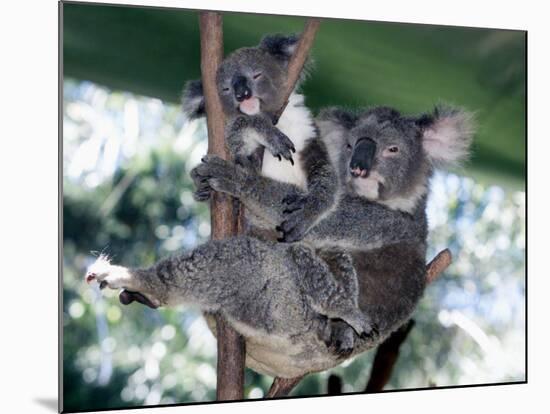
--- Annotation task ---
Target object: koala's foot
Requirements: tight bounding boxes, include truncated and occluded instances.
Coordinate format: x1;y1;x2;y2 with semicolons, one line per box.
313;314;332;346
339;309;378;340
326;323;355;358
276;193;315;242
265;127;296;165
84;255;161;309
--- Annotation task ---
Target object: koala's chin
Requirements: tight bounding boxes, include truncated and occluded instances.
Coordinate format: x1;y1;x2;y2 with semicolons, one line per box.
351;175;382;200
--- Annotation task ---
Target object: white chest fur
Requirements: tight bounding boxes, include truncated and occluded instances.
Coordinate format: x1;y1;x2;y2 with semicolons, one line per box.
260;93;316;190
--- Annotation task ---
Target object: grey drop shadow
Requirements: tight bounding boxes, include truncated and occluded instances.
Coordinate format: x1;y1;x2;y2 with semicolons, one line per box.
34;398;58;412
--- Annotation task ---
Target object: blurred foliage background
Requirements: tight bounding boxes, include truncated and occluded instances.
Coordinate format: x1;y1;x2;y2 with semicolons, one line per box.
62;2;525;412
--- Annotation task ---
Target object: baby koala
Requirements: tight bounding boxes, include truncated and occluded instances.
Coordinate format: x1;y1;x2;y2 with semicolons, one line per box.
183;33;338;242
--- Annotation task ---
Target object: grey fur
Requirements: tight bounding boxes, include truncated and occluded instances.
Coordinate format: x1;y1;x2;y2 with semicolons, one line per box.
185;33;338;242
87;104;474;377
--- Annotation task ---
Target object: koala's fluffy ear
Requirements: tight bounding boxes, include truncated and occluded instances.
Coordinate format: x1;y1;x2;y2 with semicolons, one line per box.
181;79;206;120
417;106;475;168
317;107;358;146
259;34;300;61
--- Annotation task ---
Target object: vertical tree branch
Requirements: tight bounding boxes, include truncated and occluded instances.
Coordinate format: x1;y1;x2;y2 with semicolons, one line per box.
199;11;245;401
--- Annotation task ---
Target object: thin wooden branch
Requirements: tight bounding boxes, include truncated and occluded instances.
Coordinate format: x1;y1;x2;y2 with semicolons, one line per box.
199;11;245;401
426;248;452;284
267;376;305;398
363;248;453;392
271;18;321;125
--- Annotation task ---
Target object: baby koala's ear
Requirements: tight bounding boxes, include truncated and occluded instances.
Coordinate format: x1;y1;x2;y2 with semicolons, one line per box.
416;105;475;168
181;79;205;120
259;33;300;61
317;107;358;145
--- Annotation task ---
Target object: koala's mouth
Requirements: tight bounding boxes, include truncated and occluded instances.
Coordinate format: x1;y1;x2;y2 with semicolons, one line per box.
350;171;385;200
238;96;261;116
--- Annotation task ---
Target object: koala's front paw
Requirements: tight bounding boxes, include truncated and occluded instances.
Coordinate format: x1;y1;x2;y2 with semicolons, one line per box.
191;155;242;198
276;194;314;242
265;128;296;164
190;166;214;201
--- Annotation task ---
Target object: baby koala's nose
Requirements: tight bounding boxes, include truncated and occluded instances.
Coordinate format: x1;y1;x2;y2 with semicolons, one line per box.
232;75;252;102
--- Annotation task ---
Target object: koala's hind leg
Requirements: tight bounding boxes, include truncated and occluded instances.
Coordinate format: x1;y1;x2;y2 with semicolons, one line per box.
319;250;360;305
86;238;269;313
289;245;375;339
85;237;306;336
317;250;372;356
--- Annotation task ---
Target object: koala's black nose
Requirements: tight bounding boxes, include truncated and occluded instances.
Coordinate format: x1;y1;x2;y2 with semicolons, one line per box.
350;138;376;177
232;75;252;102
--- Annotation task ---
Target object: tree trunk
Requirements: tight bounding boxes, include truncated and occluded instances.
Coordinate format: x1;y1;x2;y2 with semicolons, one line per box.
198;11;246;401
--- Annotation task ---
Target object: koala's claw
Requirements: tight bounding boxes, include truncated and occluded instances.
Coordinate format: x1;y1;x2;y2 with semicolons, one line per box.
265;129;296;164
193;188;212;202
333;342;354;358
359;323;379;340
341;311;377;341
324;323;356;358
277;194;314;242
327;336;354;358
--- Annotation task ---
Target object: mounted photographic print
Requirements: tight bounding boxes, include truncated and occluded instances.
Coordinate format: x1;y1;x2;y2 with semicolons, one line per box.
60;1;526;412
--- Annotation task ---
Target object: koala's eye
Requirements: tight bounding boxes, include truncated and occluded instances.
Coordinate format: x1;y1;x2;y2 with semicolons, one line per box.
346;143;352;150
383;145;399;157
253;72;262;80
222;87;230;92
